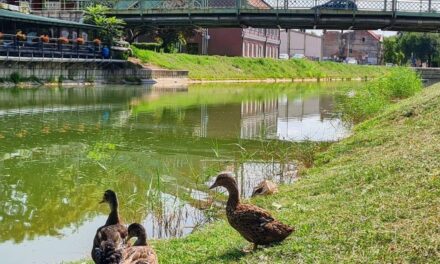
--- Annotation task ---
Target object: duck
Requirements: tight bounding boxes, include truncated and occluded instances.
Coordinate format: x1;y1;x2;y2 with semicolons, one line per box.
209;172;294;251
122;223;158;264
251;179;279;197
92;190;128;264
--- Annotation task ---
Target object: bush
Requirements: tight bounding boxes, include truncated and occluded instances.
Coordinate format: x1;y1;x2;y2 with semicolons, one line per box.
131;42;161;51
27;75;42;83
338;67;422;122
10;72;21;84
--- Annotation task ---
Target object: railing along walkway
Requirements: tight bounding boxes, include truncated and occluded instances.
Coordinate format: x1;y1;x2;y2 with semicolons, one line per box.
0;34;103;60
108;0;440;30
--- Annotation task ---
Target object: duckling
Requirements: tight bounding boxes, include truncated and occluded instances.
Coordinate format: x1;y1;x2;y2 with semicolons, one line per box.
209;172;294;251
251;180;279;197
122;223;158;264
92;190;128;264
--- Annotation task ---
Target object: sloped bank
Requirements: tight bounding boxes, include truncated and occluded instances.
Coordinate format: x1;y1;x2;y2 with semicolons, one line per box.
132;48;391;82
149;70;440;263
71;70;439;263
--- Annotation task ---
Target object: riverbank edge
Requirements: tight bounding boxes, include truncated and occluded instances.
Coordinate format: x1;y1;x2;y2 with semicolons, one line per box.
148;82;439;263
132;48;392;82
188;76;372;84
70;81;439;263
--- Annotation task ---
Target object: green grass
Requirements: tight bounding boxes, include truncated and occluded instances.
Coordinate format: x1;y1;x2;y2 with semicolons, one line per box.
147;82;439;264
71;76;439;263
132;48;392;80
337;67;423;122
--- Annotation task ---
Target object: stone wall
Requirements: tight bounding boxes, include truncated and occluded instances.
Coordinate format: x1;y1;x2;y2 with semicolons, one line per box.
0;58;188;84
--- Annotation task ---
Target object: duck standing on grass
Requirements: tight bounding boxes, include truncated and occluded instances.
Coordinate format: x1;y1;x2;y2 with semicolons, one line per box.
122;223;158;264
92;190;128;264
209;172;294;251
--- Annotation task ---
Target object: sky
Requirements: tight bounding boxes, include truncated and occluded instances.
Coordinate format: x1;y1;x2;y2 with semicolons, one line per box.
307;29;397;37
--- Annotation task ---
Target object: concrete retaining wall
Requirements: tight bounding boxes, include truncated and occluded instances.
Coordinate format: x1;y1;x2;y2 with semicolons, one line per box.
0;57;188;84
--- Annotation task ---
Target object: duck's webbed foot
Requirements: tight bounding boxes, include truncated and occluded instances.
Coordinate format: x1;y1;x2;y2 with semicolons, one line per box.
241;243;258;253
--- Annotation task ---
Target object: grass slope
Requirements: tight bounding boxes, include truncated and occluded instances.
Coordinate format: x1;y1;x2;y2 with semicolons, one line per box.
148;84;440;263
132;48;391;80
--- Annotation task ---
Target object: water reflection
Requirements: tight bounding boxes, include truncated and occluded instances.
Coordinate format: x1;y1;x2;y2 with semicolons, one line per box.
0;82;358;263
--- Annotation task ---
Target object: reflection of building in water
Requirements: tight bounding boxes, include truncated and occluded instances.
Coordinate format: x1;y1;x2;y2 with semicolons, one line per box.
240;99;278;140
187;94;348;142
276;94;349;141
237;95;348;142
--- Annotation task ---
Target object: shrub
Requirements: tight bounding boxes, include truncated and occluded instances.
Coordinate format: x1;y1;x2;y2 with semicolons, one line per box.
337;67;422;122
27;75;42;83
10;72;21;84
131;42;161;51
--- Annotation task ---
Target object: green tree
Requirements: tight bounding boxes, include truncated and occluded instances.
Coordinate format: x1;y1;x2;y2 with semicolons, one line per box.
383;36;405;65
84;5;126;45
397;32;439;66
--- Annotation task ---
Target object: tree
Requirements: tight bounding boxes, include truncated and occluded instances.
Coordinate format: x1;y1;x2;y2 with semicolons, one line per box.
84;5;126;45
383;36;405;65
397;32;439;66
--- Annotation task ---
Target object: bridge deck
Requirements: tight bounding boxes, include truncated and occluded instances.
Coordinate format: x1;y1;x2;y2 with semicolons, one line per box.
108;0;440;31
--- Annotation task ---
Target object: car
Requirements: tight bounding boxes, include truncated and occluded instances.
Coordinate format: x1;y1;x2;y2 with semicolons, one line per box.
279;53;289;60
291;53;306;59
312;0;357;10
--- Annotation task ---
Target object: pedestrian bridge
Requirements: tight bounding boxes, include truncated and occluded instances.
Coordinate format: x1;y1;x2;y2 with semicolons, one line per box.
108;0;440;31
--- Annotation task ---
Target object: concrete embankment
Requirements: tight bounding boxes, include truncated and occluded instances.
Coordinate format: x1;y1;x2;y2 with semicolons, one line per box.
0;57;188;86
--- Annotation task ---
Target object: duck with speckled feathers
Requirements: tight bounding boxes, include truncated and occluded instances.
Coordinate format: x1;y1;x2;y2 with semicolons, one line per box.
92;190;128;264
209;172;294;251
122;223;158;264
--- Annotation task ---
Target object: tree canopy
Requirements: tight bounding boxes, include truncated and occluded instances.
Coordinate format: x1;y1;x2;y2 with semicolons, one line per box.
384;32;440;66
84;4;126;45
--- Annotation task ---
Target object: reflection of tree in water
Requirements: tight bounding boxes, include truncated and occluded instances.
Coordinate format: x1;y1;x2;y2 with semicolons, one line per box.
0;151;104;243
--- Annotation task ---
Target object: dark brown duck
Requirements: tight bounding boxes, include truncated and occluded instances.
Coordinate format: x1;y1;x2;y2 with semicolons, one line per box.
92;190;128;264
210;172;294;250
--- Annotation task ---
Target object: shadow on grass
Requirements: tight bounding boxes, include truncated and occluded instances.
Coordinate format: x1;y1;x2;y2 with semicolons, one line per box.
196;247;246;264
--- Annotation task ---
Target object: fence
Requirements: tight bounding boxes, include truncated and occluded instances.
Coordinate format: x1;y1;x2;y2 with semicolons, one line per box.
109;0;440;13
0;34;104;59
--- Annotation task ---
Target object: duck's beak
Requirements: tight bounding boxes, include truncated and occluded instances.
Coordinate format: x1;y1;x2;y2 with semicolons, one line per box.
209;182;218;190
99;199;105;204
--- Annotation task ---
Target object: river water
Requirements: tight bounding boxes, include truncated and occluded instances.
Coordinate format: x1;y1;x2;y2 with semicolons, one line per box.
0;82;358;263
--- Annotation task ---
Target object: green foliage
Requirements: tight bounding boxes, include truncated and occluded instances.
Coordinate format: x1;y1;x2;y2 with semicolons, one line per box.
384;32;440;66
10;72;21;84
27;75;42;84
132;48;391;80
150;83;439;263
83;4;126;45
131;42;161;51
338;68;422;122
58;75;65;83
47;76;56;83
383;36;405;65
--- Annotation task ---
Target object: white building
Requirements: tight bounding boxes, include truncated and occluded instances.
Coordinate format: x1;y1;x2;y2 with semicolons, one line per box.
279;30;323;60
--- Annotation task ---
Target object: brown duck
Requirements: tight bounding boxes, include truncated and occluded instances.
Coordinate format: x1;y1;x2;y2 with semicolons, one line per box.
209;172;294;250
92;190;128;264
122;223;158;264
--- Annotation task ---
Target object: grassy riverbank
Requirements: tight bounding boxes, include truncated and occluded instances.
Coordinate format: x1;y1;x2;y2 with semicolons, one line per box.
148;72;439;263
71;71;438;263
132;48;391;80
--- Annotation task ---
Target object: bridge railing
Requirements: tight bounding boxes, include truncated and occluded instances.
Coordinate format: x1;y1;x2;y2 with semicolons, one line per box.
111;0;440;13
